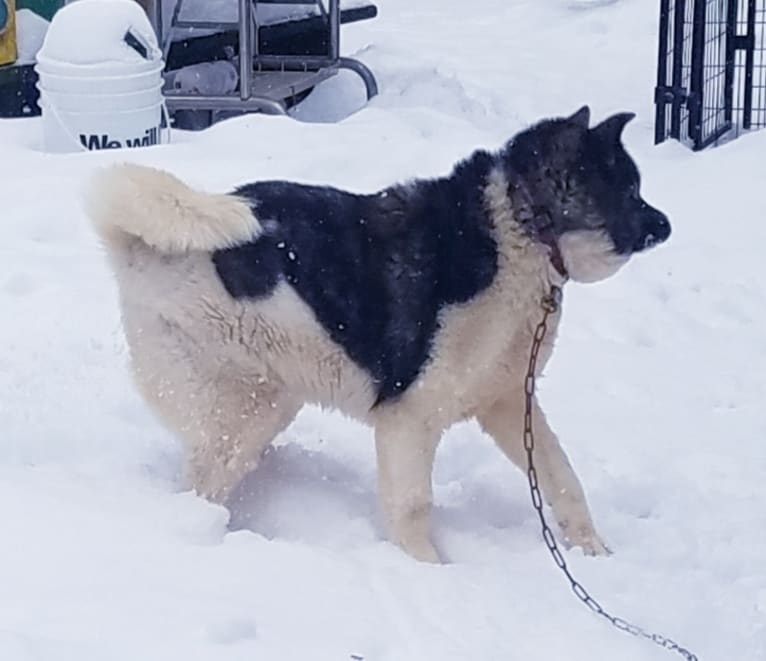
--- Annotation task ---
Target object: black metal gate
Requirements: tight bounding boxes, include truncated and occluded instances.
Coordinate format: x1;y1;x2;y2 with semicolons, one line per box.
655;0;766;149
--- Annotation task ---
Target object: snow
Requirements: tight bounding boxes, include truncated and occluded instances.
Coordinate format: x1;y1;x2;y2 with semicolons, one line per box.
1;1;765;660
38;0;161;66
14;10;50;66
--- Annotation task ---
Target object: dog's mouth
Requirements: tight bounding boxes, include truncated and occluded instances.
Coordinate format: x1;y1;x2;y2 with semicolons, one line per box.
631;209;672;254
640;232;664;251
606;210;671;256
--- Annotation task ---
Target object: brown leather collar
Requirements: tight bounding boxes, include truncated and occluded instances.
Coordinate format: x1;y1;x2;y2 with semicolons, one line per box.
506;178;569;281
537;225;569;280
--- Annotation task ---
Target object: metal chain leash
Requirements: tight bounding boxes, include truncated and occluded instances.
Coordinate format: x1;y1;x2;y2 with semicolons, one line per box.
523;285;699;661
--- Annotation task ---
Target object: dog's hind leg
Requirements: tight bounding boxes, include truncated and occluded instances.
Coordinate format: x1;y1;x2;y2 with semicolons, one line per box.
477;392;610;556
182;377;300;505
134;351;298;505
374;415;442;563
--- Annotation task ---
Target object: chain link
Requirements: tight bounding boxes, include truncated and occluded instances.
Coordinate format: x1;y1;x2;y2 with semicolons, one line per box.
523;285;699;661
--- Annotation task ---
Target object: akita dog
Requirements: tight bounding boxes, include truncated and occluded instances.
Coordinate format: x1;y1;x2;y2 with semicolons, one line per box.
86;106;670;562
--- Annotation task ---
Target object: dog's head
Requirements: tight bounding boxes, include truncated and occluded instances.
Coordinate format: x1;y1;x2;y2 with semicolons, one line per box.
503;106;671;283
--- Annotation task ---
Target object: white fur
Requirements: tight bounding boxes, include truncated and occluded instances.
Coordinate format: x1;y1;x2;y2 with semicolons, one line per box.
86;164;261;253
86;165;609;562
559;229;630;283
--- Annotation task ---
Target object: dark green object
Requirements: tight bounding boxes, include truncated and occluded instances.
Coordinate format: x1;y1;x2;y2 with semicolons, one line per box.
1;1;9;34
17;0;64;21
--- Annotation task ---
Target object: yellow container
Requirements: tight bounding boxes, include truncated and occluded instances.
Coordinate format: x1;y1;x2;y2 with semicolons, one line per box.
0;0;17;66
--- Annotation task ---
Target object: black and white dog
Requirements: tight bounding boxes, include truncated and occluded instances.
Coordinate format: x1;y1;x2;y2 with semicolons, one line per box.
86;106;670;562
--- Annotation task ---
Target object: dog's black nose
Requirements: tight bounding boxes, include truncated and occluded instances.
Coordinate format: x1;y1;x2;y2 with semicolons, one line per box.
635;209;671;251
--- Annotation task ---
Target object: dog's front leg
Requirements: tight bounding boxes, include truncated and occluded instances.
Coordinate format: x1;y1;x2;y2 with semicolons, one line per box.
374;415;442;563
478;392;610;556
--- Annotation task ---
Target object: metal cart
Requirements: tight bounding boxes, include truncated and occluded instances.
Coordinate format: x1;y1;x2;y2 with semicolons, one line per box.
146;0;378;117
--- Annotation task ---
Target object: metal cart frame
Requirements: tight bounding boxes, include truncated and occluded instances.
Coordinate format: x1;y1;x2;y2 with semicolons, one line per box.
146;0;377;116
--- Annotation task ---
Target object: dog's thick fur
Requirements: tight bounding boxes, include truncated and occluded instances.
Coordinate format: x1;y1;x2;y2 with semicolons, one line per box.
86;106;670;562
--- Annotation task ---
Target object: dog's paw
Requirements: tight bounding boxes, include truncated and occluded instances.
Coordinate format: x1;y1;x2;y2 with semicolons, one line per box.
561;523;612;557
396;537;443;564
408;542;443;564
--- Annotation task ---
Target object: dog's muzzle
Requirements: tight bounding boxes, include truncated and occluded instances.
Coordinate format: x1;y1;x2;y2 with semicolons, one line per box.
634;207;671;252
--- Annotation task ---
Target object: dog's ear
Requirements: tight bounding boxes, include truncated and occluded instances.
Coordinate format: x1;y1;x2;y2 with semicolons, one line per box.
591;112;635;143
568;105;591;128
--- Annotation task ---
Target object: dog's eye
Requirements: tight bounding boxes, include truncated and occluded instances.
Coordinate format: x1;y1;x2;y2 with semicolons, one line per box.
626;183;640;200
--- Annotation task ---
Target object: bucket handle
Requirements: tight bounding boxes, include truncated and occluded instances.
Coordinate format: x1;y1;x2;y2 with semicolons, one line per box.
43;97;172;152
124;28;163;62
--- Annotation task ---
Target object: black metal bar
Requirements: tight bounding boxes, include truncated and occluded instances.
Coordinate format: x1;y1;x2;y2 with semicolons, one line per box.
338;4;377;24
670;0;688;139
732;34;756;49
693;119;733;148
706;0;733;146
688;0;707;148
655;0;672;144
724;0;738;124
757;2;766;128
742;0;757;128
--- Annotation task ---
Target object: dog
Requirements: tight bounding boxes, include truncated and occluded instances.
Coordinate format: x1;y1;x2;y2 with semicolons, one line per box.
85;106;670;562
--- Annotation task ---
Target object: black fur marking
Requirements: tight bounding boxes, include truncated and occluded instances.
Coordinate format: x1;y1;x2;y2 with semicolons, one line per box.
212;236;282;298
212;150;498;404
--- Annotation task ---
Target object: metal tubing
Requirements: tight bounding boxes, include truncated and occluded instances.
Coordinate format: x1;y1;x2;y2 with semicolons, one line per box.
165;94;287;114
143;0;164;43
239;0;252;100
162;0;186;63
339;57;378;99
329;0;340;59
253;55;338;69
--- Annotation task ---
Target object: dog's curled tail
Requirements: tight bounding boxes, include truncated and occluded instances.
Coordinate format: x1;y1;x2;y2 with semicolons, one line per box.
85;164;261;253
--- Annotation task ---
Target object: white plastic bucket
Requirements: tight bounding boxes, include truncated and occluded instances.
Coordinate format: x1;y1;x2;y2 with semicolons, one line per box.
36;52;163;77
38;82;164;112
37;68;165;95
35;0;169;154
36;63;168;153
39;96;166;153
37;59;164;94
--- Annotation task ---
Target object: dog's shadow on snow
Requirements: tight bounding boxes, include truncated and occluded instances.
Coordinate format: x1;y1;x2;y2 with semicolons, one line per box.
227;443;382;549
225;429;532;556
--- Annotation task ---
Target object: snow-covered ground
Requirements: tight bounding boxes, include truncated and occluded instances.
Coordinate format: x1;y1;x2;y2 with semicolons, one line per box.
1;1;765;659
